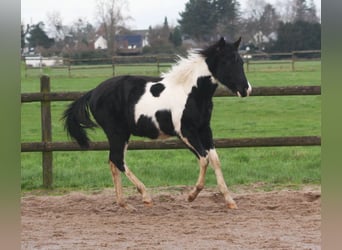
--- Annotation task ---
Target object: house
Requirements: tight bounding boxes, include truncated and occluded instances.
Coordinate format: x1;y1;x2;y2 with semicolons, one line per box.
250;31;278;48
94;35;108;50
116;34;144;55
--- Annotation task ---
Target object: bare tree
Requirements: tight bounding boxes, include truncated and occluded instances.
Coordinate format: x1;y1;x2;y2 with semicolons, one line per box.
276;0;319;23
95;0;129;55
244;0;267;20
46;11;64;41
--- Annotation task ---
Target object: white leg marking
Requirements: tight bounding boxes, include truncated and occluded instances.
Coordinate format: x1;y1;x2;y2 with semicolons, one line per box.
124;165;153;206
208;149;237;209
188;156;209;202
109;161;128;208
247;81;252;96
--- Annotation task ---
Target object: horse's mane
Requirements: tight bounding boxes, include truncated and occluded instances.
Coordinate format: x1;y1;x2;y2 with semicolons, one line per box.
161;50;211;86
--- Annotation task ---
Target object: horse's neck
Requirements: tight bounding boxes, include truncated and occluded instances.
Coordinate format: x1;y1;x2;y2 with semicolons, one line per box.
162;53;212;89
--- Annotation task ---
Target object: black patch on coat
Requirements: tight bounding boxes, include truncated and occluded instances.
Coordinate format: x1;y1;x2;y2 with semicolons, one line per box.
180;76;218;158
76;75;162;171
135;115;160;139
150;83;165;97
155;110;176;136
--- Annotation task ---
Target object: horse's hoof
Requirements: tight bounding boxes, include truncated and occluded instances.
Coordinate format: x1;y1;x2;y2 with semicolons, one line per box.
227;202;238;209
188;194;196;202
119;203;137;212
143;201;153;207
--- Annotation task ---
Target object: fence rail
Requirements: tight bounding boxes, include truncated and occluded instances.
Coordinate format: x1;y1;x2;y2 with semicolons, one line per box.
22;136;321;153
23;50;321;78
21;76;321;188
21;85;321;103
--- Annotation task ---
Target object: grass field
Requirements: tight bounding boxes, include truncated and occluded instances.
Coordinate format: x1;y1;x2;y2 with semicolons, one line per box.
21;60;321;192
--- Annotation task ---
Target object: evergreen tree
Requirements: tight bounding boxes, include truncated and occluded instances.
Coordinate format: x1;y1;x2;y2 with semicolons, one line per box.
27;22;54;49
178;0;240;41
212;0;240;39
259;4;280;35
178;0;216;41
271;21;321;51
170;27;182;47
21;24;29;53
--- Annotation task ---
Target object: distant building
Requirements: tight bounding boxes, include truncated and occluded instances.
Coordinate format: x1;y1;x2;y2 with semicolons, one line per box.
116;34;143;55
94;35;108;50
93;30;149;55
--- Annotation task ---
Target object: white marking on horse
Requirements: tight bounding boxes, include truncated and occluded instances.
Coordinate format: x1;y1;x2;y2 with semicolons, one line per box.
134;53;212;134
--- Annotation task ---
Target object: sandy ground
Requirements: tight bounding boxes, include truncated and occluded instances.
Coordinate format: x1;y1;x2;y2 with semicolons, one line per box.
21;185;321;249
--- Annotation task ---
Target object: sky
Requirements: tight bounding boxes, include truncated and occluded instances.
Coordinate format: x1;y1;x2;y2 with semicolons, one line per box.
21;0;321;30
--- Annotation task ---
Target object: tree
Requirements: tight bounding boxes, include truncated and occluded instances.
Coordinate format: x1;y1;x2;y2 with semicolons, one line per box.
271;21;321;52
243;0;267;21
259;4;280;35
277;0;320;23
21;23;29;53
95;0;129;55
178;0;216;41
147;19;174;54
46;11;64;41
304;0;320;23
212;0;240;39
169;27;182;47
26;22;54;50
178;0;240;42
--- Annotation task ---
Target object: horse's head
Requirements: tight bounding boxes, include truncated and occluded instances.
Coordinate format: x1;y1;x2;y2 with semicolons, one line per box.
201;37;252;97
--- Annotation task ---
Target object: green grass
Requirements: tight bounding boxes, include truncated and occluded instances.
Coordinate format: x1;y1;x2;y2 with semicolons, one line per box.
21;61;321;192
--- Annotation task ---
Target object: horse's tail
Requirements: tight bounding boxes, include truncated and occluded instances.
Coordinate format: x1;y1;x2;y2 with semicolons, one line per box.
62;91;97;148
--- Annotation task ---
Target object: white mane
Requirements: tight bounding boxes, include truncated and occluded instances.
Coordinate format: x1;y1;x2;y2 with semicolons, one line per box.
161;51;212;86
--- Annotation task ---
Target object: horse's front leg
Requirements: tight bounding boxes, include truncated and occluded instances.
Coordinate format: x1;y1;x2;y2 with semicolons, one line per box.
208;149;237;209
188;155;209;202
179;133;209;202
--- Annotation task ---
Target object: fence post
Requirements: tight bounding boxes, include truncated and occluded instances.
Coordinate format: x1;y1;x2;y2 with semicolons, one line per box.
246;58;250;72
291;52;295;71
40;75;53;188
156;56;160;74
24;58;28;78
68;58;71;78
112;56;115;76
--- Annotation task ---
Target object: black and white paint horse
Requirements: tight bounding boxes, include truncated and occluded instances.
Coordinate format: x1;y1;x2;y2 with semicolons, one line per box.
63;37;251;210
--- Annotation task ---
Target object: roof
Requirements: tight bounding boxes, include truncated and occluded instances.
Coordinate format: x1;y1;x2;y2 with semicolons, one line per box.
116;35;143;47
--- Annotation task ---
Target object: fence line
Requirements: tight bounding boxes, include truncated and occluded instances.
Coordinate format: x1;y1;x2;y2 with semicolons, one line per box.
21;85;321;103
21;76;321;188
23;50;321;78
22;136;321;153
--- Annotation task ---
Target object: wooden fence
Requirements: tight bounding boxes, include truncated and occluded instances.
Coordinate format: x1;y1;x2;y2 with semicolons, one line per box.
21;76;321;188
23;55;177;78
23;50;321;78
244;50;321;72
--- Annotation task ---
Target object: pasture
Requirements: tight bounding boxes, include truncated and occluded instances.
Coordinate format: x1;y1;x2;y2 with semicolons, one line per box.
21;60;321;249
21;61;321;192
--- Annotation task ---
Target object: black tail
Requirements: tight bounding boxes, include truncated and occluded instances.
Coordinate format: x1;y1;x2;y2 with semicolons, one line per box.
62;91;97;148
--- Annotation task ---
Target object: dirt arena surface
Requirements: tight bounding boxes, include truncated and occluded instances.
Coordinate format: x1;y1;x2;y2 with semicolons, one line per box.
21;185;321;249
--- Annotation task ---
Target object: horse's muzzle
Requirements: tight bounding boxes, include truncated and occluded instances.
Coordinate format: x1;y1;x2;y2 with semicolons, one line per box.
237;82;252;98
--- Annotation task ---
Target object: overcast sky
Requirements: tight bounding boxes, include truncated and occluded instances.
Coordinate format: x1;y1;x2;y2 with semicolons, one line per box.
21;0;321;30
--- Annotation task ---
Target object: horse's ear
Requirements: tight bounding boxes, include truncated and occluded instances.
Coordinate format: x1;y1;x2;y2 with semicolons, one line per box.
218;37;226;49
234;37;242;49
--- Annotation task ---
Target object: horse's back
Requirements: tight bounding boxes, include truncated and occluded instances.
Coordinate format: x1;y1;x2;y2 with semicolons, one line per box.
89;75;161;108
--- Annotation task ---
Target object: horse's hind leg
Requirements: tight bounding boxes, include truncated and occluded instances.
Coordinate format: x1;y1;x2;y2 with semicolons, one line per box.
124;165;153;207
109;161;130;209
108;140;152;209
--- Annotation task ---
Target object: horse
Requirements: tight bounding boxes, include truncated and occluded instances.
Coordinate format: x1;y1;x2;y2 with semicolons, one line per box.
63;37;252;210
